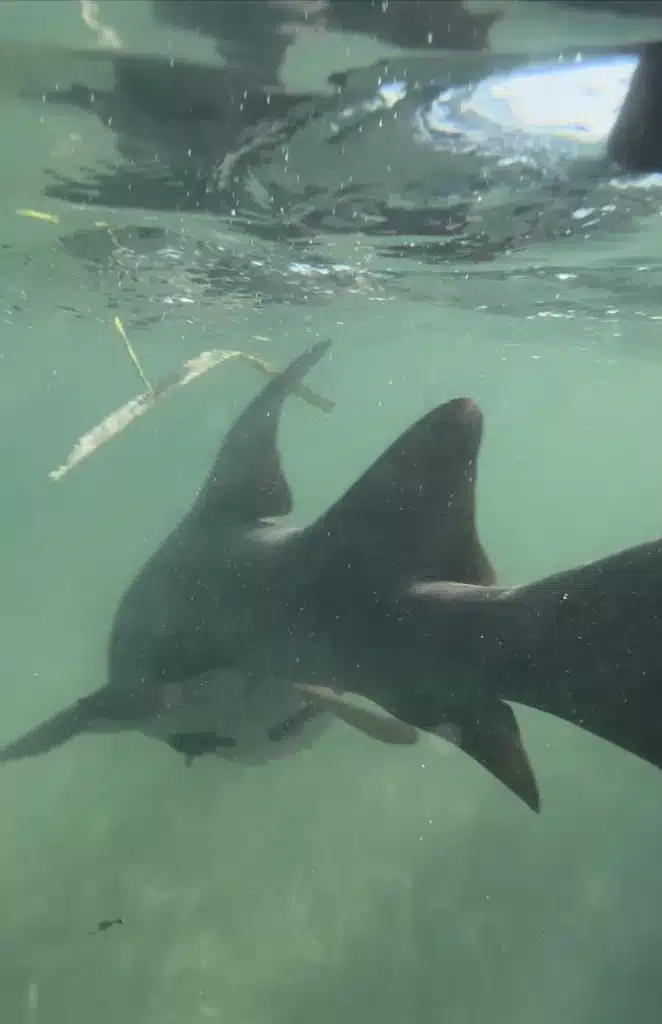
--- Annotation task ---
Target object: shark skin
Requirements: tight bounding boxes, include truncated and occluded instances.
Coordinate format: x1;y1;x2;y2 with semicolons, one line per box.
0;343;340;769
0;340;504;787
8;340;660;815
289;428;662;815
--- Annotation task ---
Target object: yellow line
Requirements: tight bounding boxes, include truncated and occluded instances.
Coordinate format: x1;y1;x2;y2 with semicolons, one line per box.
113;317;152;391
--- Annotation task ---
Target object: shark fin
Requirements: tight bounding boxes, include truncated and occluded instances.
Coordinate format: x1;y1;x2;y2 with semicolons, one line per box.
294;684;420;745
436;701;541;813
0;695;97;764
295;686;539;809
0;683;155;765
309;396;495;586
194;340;331;524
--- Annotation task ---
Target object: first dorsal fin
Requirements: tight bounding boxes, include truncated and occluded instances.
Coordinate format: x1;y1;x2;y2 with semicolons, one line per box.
194;341;331;524
310;396;495;585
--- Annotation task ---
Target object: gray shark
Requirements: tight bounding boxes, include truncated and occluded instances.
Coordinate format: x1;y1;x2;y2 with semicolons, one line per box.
0;340;499;777
3;341;660;814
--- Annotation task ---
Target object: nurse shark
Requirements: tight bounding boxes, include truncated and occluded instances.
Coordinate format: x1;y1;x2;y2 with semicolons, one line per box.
3;341;662;814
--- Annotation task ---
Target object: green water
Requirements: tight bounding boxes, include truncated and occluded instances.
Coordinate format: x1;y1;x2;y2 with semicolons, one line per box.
2;4;662;1021
3;297;662;1023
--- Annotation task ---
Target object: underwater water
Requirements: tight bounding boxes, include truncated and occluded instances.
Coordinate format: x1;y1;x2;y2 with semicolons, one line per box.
3;3;662;1023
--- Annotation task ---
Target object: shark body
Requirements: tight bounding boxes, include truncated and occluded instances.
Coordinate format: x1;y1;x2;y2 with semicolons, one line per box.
3;341;662;813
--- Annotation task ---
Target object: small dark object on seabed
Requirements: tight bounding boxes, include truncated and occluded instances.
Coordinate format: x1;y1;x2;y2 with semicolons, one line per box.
90;917;124;936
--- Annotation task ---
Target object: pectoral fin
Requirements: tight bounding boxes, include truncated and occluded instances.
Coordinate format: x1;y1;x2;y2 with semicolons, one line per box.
293;686;539;811
294;684;420;746
436;701;540;813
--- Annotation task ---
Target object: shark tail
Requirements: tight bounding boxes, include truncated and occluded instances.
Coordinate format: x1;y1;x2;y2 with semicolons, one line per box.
0;696;96;764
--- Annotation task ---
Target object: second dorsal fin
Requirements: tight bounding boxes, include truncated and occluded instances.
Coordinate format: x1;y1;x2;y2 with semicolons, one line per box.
194;341;331;524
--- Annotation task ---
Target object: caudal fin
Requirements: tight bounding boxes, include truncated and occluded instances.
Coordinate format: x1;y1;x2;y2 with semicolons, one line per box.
0;697;95;764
